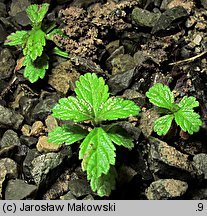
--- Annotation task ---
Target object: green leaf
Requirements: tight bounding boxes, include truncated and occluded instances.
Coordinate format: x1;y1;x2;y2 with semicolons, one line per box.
26;3;49;25
90;166;117;197
23;54;49;83
105;125;134;150
178;96;199;110
23;28;46;61
75;73;109;118
79;127;116;180
97;97;140;121
146;83;175;111
4;30;28;46
52;97;94;122
174;109;202;135
48;124;88;145
154;114;174;136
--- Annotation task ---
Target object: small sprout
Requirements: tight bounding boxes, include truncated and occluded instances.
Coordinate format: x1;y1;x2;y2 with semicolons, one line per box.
48;73;140;196
4;3;69;83
146;83;202;136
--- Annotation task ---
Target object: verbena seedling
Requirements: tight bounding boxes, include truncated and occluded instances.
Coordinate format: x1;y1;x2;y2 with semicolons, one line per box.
146;83;202;136
4;3;69;83
48;73;140;196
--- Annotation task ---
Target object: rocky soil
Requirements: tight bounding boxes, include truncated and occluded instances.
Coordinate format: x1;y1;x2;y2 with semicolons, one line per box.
0;0;207;200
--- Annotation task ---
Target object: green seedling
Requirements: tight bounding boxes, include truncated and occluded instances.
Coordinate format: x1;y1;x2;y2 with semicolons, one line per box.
146;83;202;136
4;3;69;83
48;73;140;196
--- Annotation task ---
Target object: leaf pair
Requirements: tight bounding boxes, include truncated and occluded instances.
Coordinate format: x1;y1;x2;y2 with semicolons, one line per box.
48;73;140;196
146;83;202;136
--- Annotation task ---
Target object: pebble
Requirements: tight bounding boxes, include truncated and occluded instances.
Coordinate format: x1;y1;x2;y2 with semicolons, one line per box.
36;136;62;153
145;179;188;200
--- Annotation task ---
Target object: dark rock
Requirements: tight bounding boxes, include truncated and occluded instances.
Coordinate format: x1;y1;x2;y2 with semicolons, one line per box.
71;56;104;75
31;94;59;122
134;141;153;181
118;121;141;141
111;54;136;75
83;194;94;200
60;191;77;200
9;0;30;17
0;130;21;157
151;6;188;34
0;48;16;80
122;89;146;107
0;105;24;130
117;164;137;186
147;137;195;180
132;7;160;27
145;179;188;200
68;179;92;198
20;135;37;148
23;148;72;190
5;179;37;200
190;188;207;200
107;68;135;95
19;96;39;124
0;158;18;199
193;153;207;179
200;0;207;9
14;11;30;26
0;130;21;148
42;169;71;200
0;2;7;17
139;109;160;137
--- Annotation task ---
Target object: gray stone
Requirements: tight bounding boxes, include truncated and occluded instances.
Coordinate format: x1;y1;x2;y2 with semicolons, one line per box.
107;68;135;94
26;147;72;189
0;158;18;199
193;154;207;179
1;130;21;148
122;89;146;107
145;179;188;200
83;194;94;200
0;105;24;130
0;23;7;43
0;48;16;80
14;11;30;26
20;135;37;148
117;164;137;186
111;54;135;75
19;96;39;124
139;109;159;137
118;121;141;141
68;179;92;198
201;0;207;9
5;179;37;200
0;130;21;157
190;188;207;200
148;137;195;180
9;0;30;17
152;6;188;34
132;7;160;27
31;94;59;122
23;148;40;181
60;191;77;200
0;2;6;17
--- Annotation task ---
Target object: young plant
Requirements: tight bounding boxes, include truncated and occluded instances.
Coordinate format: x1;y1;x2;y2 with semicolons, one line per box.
146;83;202;136
48;73;140;196
4;3;68;83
